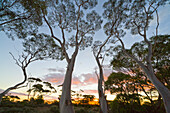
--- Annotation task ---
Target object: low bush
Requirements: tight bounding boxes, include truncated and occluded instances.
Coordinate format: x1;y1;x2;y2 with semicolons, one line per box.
50;105;59;113
0;106;36;113
75;108;87;113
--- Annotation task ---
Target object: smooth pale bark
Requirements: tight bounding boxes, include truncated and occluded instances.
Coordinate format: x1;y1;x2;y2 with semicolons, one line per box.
96;57;108;113
44;15;78;113
98;76;108;113
93;35;112;113
0;68;27;103
125;52;170;113
118;37;170;113
143;69;170;113
59;48;78;113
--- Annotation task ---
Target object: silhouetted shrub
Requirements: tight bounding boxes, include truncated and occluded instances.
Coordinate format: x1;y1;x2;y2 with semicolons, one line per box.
0;107;36;113
75;108;86;113
50;105;59;113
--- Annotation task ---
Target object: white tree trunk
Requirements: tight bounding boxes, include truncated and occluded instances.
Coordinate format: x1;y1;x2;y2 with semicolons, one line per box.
59;51;78;113
96;58;108;113
118;36;170;113
124;50;170;113
143;70;170;113
98;80;108;113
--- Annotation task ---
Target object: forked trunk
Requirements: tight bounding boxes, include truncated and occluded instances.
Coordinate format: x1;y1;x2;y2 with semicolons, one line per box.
59;53;77;113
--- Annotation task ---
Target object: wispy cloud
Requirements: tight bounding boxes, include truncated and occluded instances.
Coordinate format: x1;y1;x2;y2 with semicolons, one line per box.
43;65;112;87
43;73;64;85
47;67;65;73
48;68;57;72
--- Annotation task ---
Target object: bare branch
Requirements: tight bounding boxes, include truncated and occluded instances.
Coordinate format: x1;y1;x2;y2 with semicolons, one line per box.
61;28;66;46
133;20;144;36
43;15;70;62
97;35;111;58
95;70;99;80
43;15;62;45
75;0;88;45
9;52;21;67
96;17;118;58
16;82;29;89
75;6;81;45
0;15;31;26
151;6;159;53
116;35;148;73
0;0;19;11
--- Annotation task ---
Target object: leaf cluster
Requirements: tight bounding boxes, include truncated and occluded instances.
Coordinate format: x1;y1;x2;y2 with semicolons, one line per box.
23;33;64;61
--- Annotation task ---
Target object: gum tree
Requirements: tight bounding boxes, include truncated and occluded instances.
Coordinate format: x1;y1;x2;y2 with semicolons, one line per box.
10;0;102;112
92;41;108;113
109;45;156;104
103;0;170;112
0;35;57;103
92;39;114;113
0;52;30;103
1;0;102;112
43;1;102;112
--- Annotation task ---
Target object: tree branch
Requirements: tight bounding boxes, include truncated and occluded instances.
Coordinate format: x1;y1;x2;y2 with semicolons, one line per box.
116;35;148;73
43;15;70;62
43;15;62;44
133;20;144;37
151;6;159;53
0;15;31;26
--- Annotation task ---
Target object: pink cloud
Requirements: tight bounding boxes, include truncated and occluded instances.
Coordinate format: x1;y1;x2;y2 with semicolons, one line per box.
83;89;98;94
43;65;112;87
72;76;82;85
43;73;64;85
82;73;98;85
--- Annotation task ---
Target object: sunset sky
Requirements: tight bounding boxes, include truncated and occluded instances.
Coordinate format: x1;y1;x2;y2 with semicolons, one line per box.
0;2;170;101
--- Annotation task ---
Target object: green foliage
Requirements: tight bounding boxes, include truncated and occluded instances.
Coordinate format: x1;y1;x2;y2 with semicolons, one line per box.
110;99;119;113
116;93;142;104
105;72;133;94
107;35;170;107
0;0;43;39
109;96;166;113
2;95;20;103
23;33;64;61
103;0;168;37
2;0;103;56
